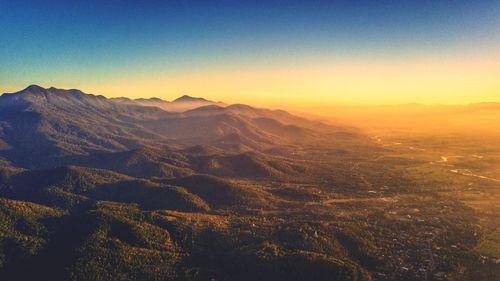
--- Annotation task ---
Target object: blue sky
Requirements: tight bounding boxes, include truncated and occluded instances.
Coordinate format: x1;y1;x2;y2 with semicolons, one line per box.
0;0;498;105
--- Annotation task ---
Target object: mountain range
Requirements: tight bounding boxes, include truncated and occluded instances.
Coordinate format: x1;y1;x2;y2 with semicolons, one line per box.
0;85;382;281
0;85;360;170
0;85;491;281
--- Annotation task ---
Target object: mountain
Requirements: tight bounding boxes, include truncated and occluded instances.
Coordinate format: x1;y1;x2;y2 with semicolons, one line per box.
183;103;330;129
0;85;356;169
173;94;211;103
0;85;487;281
0;84;375;279
112;94;226;112
0;85;174;168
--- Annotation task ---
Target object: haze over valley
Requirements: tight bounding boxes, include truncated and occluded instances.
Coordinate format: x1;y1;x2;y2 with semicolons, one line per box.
0;85;498;281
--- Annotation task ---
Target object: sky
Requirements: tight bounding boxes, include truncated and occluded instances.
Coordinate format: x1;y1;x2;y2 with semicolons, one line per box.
0;0;499;110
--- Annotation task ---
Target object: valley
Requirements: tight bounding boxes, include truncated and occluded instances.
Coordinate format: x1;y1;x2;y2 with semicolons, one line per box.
0;86;498;281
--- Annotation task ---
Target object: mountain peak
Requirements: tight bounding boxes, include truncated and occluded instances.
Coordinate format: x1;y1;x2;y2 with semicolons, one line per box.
173;95;208;103
23;84;46;92
19;85;79;95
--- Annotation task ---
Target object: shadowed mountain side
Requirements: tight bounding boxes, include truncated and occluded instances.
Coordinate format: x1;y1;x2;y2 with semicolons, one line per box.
0;85;174;168
65;148;194;178
88;180;209;211
4;166;130;192
188;152;305;179
1;165;209;212
141;113;289;146
160;175;270;209
0;85;361;169
140;113;327;150
60;148;305;180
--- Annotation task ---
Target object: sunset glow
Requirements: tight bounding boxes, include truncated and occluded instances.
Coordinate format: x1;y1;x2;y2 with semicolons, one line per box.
1;0;498;110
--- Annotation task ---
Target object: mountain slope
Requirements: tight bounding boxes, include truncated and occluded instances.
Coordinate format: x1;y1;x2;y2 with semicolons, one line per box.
0;85;484;281
0;85;347;168
2;165;209;211
0;85;173;168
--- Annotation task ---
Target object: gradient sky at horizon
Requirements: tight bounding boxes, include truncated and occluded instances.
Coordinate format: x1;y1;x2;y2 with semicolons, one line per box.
1;0;499;110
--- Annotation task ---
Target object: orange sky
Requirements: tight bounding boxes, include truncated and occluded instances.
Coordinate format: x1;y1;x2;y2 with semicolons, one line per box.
77;53;500;112
2;53;499;115
2;0;499;115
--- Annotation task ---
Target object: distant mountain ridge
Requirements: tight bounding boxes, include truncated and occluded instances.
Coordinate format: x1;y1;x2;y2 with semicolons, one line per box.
0;85;359;169
111;93;226;112
173;94;210;103
109;93;215;104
